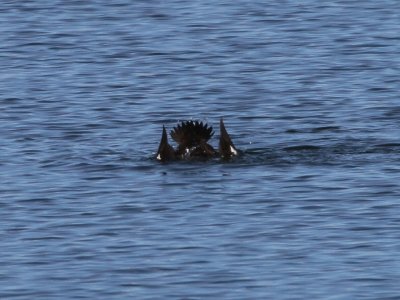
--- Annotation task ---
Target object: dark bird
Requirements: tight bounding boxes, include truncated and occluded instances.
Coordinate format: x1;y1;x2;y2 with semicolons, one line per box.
156;118;238;161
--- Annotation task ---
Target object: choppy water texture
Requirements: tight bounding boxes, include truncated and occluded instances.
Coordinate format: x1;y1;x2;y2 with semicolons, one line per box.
1;1;400;299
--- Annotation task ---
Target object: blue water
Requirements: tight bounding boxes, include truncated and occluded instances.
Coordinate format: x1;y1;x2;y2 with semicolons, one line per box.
1;1;400;299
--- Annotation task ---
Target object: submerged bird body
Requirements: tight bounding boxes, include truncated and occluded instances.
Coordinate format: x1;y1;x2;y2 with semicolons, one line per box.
156;118;238;161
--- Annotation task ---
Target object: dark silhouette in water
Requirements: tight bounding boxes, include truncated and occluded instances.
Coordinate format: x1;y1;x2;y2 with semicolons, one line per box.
156;118;238;161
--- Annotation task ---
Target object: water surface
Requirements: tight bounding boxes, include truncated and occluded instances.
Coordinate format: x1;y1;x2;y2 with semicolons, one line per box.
1;1;400;299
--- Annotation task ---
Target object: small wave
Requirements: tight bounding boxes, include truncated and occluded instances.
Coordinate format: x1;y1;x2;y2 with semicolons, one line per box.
284;145;321;151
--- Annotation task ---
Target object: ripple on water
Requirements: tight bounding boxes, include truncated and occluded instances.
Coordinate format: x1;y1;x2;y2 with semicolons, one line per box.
1;0;400;299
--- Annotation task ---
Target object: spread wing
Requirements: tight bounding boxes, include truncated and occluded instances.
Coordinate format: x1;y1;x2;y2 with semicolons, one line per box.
156;125;176;161
219;118;238;158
